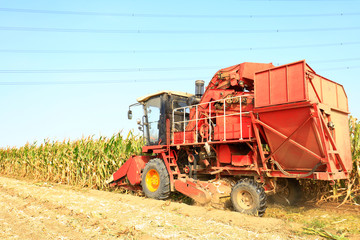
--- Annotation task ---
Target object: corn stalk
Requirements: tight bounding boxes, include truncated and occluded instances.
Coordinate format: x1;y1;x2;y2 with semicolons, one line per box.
0;131;143;190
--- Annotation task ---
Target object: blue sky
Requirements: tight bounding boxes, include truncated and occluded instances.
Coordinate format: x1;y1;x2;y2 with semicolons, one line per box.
0;0;359;148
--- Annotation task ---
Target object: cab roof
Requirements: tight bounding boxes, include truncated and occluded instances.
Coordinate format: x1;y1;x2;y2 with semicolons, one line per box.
136;90;194;103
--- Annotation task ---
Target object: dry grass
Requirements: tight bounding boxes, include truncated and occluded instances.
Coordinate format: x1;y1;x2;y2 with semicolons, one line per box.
266;203;360;239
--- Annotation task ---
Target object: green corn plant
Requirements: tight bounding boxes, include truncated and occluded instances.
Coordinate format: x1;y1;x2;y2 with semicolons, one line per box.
350;116;360;178
0;131;144;190
348;116;360;203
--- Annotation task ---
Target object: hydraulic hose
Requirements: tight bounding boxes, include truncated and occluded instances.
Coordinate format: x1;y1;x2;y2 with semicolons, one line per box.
271;160;324;178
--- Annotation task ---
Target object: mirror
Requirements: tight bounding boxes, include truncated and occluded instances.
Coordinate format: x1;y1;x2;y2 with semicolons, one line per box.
127;109;132;120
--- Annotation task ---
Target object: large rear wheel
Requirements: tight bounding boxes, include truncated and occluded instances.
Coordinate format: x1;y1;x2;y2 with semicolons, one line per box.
272;178;302;205
231;178;267;217
141;158;170;200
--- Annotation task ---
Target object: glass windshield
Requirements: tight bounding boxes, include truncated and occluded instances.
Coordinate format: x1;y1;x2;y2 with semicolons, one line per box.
146;97;161;145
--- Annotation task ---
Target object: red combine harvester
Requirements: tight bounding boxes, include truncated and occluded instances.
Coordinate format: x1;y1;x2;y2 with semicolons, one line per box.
107;60;351;216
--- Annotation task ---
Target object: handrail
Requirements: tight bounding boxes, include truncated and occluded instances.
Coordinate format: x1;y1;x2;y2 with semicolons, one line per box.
172;95;251;144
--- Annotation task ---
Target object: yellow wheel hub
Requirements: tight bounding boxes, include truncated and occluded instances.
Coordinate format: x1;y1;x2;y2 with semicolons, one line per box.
145;169;160;192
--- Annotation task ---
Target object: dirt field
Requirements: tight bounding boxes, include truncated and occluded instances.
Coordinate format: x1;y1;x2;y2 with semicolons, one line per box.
0;175;358;240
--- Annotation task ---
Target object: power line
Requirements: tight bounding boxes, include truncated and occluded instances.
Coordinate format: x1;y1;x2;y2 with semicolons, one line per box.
1;65;359;86
0;78;200;86
0;7;358;18
318;65;360;71
311;57;360;63
1;64;359;86
0;57;360;74
0;41;359;54
0;66;220;74
0;26;359;34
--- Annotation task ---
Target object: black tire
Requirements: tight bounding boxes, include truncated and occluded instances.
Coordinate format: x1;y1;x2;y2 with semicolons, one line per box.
141;158;170;200
231;178;267;217
272;178;302;205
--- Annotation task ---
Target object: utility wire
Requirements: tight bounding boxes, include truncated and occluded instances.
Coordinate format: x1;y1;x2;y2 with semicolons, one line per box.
0;78;199;86
310;57;360;63
1;65;359;86
0;7;358;18
0;41;359;54
0;66;220;74
0;57;360;74
319;65;360;71
0;26;359;34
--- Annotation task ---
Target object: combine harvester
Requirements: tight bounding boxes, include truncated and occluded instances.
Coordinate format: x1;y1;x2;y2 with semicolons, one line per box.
107;60;351;216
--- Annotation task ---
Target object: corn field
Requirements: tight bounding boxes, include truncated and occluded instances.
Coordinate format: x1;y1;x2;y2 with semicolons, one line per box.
0;131;143;190
0;118;359;203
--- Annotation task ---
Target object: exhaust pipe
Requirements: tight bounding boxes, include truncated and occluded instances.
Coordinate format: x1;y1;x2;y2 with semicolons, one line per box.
195;80;205;98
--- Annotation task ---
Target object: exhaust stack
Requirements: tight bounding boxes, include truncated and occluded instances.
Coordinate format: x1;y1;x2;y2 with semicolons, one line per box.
195;80;205;98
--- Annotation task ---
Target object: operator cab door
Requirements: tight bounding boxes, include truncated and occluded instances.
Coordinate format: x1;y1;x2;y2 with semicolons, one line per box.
145;96;162;145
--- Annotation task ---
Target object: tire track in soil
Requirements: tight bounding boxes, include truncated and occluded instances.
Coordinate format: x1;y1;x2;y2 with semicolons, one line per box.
0;176;306;239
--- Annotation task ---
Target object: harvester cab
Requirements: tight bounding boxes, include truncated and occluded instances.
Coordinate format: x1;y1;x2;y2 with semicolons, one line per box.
128;90;196;146
109;60;352;217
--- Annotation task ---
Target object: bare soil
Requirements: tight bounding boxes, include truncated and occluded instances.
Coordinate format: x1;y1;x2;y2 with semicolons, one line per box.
0;175;358;239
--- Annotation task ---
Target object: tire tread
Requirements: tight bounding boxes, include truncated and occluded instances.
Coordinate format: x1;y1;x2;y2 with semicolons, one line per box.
231;178;267;217
141;158;170;200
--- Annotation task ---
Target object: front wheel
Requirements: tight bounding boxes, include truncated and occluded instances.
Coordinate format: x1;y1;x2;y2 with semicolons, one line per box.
231;178;267;217
141;158;170;200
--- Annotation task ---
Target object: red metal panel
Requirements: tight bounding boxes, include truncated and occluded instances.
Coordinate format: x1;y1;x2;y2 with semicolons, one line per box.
305;67;348;113
330;110;352;171
254;70;270;107
112;157;131;182
322;78;338;108
287;62;306;102
174;179;211;204
254;59;348;111
258;105;323;170
255;60;307;108
218;145;232;163
214;116;253;140
112;155;151;185
308;73;323;103
232;154;252;166
173;131;195;144
127;156;150;185
218;144;253;166
336;85;348;111
256;99;352;177
270;66;287;105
